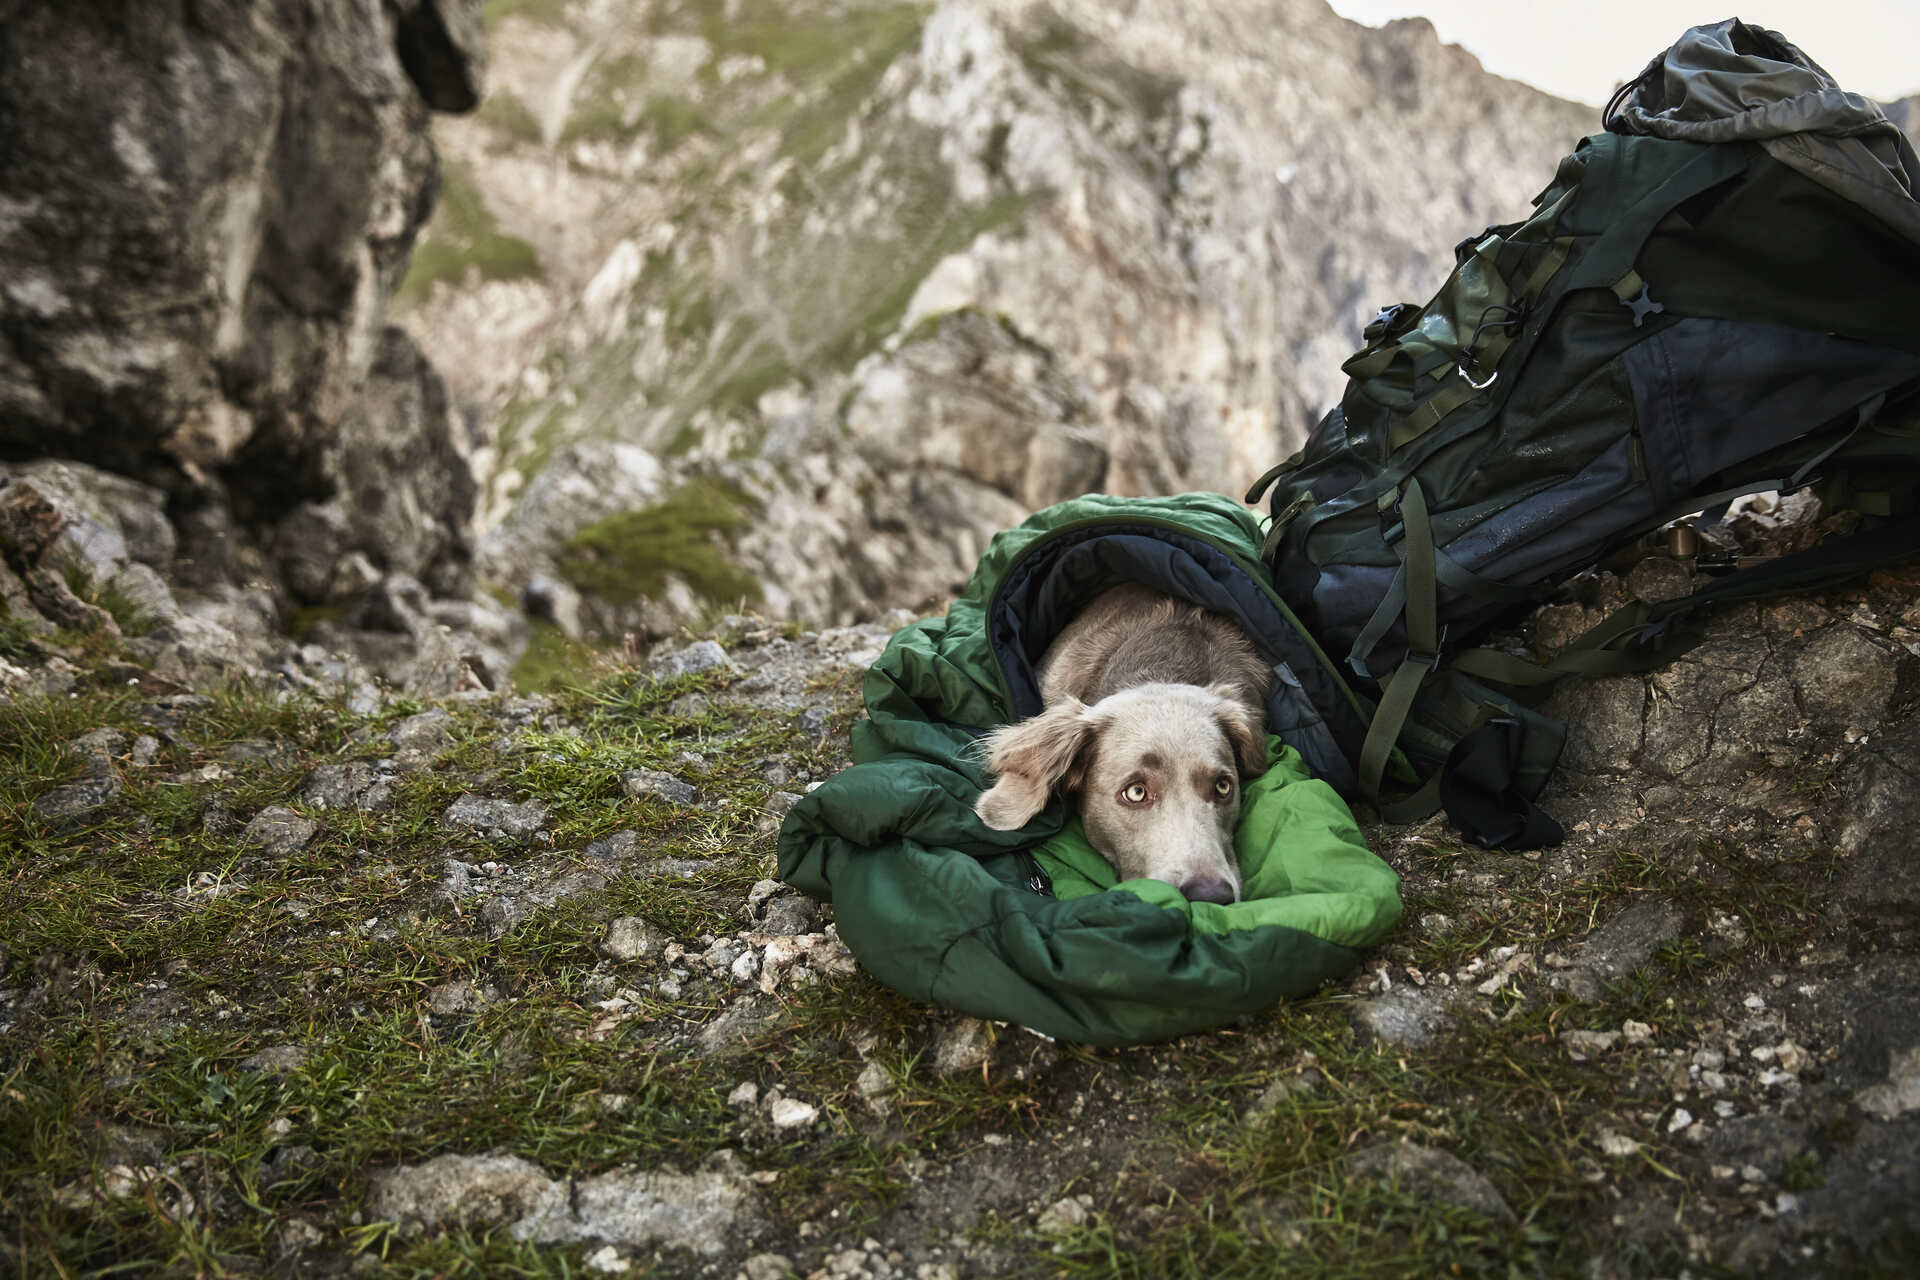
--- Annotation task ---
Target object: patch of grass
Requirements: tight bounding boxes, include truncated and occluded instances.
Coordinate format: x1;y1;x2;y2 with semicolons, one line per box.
704;1;926;86
396;160;543;307
555;478;762;609
0;610;40;661
59;557;157;638
760;7;928;167
567;91;715;151
510;621;604;695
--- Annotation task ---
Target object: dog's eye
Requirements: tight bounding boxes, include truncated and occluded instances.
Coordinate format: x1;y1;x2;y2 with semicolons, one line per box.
1212;776;1234;799
1120;782;1150;805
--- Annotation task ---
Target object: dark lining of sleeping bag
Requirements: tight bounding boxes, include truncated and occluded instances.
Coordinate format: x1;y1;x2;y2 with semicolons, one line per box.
777;493;1402;1045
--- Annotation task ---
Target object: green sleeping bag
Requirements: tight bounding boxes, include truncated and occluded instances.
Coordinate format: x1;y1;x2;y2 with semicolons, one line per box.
776;493;1403;1045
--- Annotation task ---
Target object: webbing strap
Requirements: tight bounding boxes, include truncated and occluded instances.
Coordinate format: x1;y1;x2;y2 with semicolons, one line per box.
1401;480;1439;658
1378;768;1445;824
1245;458;1294;506
1433;546;1535;604
1347;565;1406;680
1359;654;1433;804
1357;480;1438;802
1449;644;1645;688
1390;379;1482;451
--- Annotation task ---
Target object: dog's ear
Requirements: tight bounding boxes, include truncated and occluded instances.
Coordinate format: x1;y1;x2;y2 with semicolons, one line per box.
1208;685;1267;777
974;698;1095;831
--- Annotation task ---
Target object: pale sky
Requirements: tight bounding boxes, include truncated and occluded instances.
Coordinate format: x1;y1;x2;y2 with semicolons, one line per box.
1326;2;1920;107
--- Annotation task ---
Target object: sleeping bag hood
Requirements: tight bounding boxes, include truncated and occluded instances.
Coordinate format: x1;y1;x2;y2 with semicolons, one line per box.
776;493;1404;1045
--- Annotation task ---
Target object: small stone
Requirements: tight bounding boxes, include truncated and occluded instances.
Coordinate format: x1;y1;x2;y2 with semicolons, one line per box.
443;794;548;842
71;728;129;769
1342;1141;1515;1221
129;734;161;766
1244;1071;1322;1124
764;790;803;818
583;1243;627;1274
730;951;761;983
855;1061;892;1113
1350;988;1450;1047
600;917;668;963
1621;1019;1654;1045
239;1044;309;1075
760;896;820;937
621;769;698;807
300;761;394;812
241;806;320;857
387;708;455;755
727;1082;761;1109
746;880;784;913
1547;900;1685;1002
649;640;734;679
1036;1196;1090;1233
428;978;492;1015
932;1018;993;1078
30;775;123;826
1560;1029;1621;1059
481;895;526;937
1668;1108;1695;1134
1595;1129;1640;1158
742;1255;794;1280
768;1097;817;1129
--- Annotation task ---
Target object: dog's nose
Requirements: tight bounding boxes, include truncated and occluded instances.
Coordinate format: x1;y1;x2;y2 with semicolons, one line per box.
1181;876;1236;905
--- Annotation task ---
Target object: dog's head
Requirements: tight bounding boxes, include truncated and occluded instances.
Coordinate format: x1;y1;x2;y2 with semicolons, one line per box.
974;682;1266;904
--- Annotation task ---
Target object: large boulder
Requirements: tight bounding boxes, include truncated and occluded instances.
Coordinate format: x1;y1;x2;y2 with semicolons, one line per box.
0;0;484;600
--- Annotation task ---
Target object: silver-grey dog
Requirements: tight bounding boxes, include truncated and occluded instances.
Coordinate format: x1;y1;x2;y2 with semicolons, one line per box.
974;584;1271;903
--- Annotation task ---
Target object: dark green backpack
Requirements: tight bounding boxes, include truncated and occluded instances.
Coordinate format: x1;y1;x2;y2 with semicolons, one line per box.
1248;20;1920;846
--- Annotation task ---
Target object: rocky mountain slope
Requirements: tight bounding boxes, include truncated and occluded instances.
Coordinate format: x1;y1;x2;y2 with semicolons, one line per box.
402;0;1594;631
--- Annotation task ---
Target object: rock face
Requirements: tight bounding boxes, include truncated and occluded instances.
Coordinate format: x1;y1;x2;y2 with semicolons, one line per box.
0;0;484;605
403;0;1593;630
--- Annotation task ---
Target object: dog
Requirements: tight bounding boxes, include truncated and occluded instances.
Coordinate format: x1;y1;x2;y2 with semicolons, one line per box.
973;583;1270;903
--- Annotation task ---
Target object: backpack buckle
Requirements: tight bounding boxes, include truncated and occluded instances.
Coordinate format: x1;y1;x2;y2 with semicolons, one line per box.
1363;302;1418;346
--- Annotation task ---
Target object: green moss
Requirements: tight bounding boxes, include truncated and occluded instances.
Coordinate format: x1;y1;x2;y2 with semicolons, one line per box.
555;479;762;608
510;621;605;695
396;160;543;307
286;604;348;643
